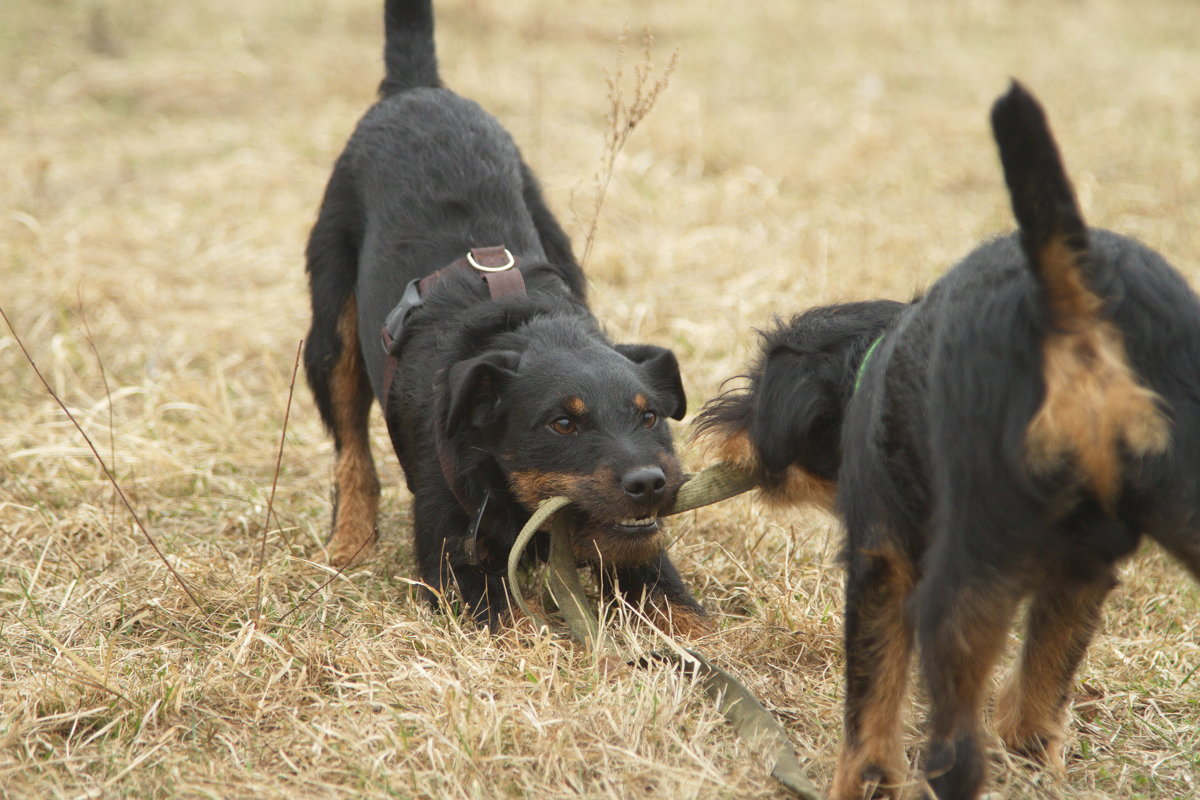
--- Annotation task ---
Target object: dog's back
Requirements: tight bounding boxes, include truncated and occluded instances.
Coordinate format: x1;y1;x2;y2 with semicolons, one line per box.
326;0;585;400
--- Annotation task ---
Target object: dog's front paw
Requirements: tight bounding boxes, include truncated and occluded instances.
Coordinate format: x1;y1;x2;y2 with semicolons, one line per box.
650;599;712;639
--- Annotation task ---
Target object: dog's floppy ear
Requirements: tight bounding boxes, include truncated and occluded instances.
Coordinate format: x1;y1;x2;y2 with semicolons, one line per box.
444;350;521;438
615;343;688;420
749;350;842;479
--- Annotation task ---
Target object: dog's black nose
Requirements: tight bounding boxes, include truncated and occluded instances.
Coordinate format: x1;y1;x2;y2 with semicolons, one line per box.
621;466;667;502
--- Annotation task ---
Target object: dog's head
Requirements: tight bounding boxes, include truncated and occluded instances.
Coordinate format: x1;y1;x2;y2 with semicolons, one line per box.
440;318;687;566
695;300;905;507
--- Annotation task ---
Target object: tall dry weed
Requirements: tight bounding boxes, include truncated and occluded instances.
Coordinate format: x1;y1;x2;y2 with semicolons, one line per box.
575;27;679;269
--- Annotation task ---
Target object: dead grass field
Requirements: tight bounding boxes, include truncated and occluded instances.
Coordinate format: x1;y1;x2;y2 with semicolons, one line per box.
3;1;1199;798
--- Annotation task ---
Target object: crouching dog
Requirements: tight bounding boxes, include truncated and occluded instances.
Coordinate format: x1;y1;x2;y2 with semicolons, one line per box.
303;0;704;630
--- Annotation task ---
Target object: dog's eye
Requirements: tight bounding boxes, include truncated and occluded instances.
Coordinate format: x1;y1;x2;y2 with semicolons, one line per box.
641;410;658;428
549;417;577;435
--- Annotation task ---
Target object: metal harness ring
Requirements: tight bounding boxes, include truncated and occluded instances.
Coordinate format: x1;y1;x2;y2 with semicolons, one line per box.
466;247;515;272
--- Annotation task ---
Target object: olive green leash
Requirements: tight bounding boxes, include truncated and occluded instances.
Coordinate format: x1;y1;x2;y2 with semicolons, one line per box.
506;462;820;799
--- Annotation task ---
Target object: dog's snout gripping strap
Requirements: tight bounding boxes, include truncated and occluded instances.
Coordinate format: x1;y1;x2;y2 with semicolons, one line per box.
506;463;820;799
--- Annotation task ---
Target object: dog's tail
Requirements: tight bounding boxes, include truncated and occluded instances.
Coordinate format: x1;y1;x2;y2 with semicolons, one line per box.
379;0;440;97
992;81;1168;503
992;80;1097;329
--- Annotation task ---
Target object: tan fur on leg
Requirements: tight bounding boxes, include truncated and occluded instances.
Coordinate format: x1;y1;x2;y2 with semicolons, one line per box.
326;296;380;567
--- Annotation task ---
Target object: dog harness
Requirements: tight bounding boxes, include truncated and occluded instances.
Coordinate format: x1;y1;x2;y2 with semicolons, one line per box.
379;245;526;377
853;334;885;394
378;245;527;568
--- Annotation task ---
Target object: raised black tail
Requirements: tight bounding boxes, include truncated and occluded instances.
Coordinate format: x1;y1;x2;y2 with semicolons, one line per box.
995;82;1170;504
991;81;1096;326
379;0;440;96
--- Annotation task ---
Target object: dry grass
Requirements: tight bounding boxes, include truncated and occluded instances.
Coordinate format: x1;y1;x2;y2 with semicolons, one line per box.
3;1;1199;798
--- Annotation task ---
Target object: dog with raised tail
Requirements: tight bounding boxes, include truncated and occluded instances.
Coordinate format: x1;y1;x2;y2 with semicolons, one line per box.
698;82;1200;799
303;0;703;630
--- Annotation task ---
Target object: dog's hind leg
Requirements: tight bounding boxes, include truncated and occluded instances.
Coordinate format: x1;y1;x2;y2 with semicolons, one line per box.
323;298;380;566
994;565;1115;773
830;544;915;800
304;164;380;567
915;533;1022;800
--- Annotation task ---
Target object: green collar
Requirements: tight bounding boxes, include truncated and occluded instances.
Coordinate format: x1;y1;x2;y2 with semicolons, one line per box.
853;335;884;394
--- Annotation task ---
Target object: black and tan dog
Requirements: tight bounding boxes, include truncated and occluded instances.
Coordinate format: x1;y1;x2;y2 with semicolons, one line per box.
303;0;702;629
699;83;1200;799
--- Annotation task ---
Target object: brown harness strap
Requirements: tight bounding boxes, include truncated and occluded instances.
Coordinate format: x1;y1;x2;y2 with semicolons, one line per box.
381;246;526;416
479;267;526;299
416;245;526;296
380;328;401;416
379;246;527;561
429;366;475;514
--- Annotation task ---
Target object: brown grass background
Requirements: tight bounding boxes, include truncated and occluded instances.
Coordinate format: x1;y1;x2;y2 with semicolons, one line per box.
3;1;1199;798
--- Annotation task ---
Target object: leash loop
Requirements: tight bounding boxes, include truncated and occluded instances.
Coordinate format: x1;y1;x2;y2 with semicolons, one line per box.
506;495;570;629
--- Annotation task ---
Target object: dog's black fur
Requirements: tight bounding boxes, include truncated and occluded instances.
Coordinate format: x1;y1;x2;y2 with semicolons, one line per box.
699;83;1200;799
303;0;703;629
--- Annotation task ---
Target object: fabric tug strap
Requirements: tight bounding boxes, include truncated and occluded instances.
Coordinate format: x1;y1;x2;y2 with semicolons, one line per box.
378;246;527;562
507;462;821;799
